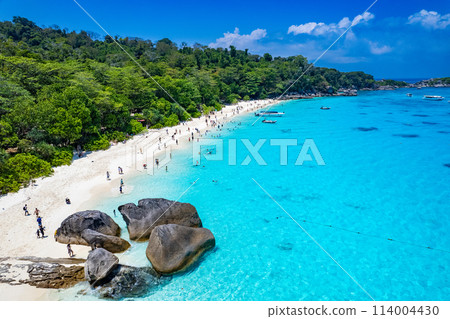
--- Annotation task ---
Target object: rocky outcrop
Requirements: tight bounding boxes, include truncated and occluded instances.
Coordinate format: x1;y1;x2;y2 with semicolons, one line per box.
55;210;120;245
0;257;85;289
81;229;130;253
119;198;202;241
25;263;85;289
146;224;215;274
85;248;118;286
93;265;170;299
0;257;168;299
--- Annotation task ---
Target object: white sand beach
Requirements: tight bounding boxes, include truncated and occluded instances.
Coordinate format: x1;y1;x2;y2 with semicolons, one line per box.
0;99;277;300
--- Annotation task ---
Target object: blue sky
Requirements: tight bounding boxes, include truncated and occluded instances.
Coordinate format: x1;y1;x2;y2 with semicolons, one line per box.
0;0;449;79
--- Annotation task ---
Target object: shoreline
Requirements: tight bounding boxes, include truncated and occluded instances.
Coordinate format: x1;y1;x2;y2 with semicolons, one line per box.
0;98;279;300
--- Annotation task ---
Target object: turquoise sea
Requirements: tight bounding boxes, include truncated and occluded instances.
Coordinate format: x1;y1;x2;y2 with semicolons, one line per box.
58;88;450;301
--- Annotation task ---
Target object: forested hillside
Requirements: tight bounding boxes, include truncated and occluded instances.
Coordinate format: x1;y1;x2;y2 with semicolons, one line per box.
0;17;376;193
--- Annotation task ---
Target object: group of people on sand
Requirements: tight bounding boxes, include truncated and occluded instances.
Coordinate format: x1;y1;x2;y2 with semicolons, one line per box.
23;201;77;257
23;204;46;239
106;168;127;194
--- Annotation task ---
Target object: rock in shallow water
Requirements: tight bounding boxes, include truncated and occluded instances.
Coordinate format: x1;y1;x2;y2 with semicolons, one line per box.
81;229;130;253
56;210;120;246
119;198;202;241
93;265;170;299
85;248;118;286
146;224;215;274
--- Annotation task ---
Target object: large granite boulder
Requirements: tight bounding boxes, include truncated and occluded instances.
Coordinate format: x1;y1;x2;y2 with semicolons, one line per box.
85;248;119;286
55;210;120;245
119;198;202;241
81;229;130;253
146;224;215;274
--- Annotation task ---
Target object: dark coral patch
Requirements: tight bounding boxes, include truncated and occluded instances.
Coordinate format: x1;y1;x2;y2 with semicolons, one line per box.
354;127;378;132
393;134;419;138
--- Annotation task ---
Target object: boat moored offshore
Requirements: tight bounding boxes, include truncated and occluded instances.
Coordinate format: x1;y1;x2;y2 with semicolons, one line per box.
423;95;444;101
255;111;285;117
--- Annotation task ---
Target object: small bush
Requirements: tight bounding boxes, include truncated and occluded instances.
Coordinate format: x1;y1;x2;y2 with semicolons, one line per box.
85;135;110;151
50;148;73;166
0;153;53;193
151;123;164;129
105;131;127;142
33;142;56;161
129;119;145;135
164;114;179;127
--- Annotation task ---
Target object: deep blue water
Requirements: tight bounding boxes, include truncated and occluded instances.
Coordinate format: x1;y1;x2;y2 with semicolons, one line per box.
58;88;450;301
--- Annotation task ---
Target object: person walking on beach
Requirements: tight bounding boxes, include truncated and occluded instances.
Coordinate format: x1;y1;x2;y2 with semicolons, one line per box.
119;185;123;194
106;171;110;180
36;229;41;239
34;208;40;217
120;178;124;186
37;216;42;227
39;226;45;238
23;204;29;216
67;244;74;257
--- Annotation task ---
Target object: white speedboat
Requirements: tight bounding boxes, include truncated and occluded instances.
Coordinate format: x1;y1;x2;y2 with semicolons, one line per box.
255;111;285;117
423;95;444;101
262;119;277;124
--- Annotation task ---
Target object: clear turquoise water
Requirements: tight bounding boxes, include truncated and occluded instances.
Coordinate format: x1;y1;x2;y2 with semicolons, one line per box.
59;88;450;301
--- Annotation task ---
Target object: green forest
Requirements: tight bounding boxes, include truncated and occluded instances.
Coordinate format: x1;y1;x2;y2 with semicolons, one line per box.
0;17;378;193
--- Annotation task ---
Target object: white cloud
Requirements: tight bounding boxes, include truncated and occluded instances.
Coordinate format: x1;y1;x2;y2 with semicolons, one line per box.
369;41;392;55
338;17;351;29
351;12;374;26
407;9;450;29
209;27;267;49
288;12;374;36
